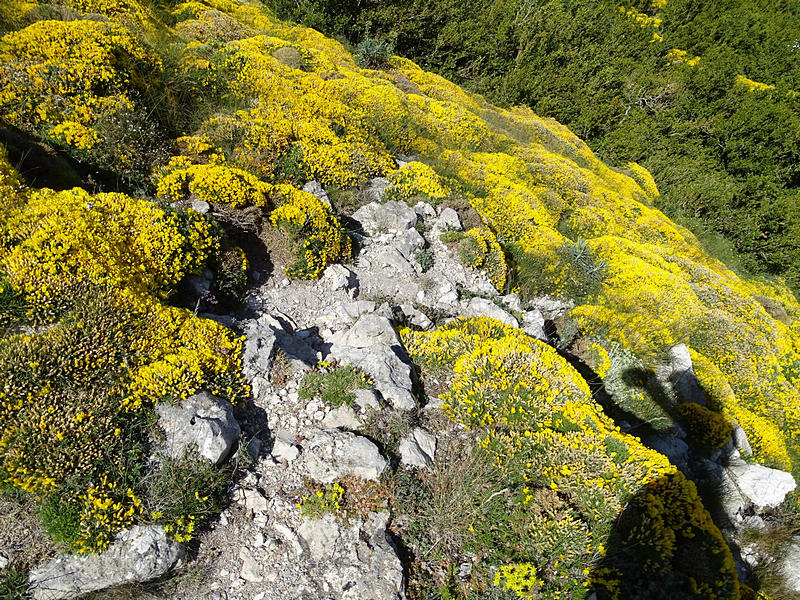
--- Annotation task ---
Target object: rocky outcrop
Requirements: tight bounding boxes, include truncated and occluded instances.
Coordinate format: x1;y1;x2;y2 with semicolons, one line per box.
352;201;417;236
156;391;240;465
463;297;519;328
723;458;796;515
301;429;387;483
295;512;405;600
328;313;416;411
656;343;707;405
29;526;183;600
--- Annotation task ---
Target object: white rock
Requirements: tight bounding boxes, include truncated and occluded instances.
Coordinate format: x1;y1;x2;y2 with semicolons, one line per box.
399;428;437;468
0;553;7;571
725;458;796;511
353;201;417;236
321;405;362;430
413;201;436;219
464;297;519;328
190;199;210;214
500;293;522;313
435;207;461;231
156;392;240;465
239;548;263;583
271;430;300;463
322;264;357;293
363;177;389;204
781;541;800;592
29;526;183;600
656;343;707;405
353;388;381;410
395;228;426;259
302;430;387;483
521;308;547;341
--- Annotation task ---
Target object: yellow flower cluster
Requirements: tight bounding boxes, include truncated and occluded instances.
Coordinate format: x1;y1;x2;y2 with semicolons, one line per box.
298;482;345;518
0;19;159;162
155;156;272;208
386;161;448;203
619;6;662;29
735;75;775;92
269;188;352;279
493;563;543;597
400;318;737;597
666;48;701;67
76;475;143;553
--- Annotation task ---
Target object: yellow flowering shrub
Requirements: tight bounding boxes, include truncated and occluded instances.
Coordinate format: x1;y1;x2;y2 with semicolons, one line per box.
0;152;247;550
676;402;735;449
386;161;448;203
155;157;272;208
269;187;352;279
401;318;738;598
0;19;161;172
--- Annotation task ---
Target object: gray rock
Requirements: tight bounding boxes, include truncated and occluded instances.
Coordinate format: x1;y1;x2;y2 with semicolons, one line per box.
781;541;800;593
190;199;210;214
395;228;426;259
322;264;357;294
732;424;753;458
239;548;263;583
647;434;689;470
521;308;547;341
329;314;416;411
243;314;318;389
399;303;433;330
321;405;362;430
399;428;437;469
302;429;387;483
363;177;390;204
271;430;300;463
413;201;436;220
724;458;796;511
464;297;519;328
296;511;404;600
29;526;183;600
156;392;240;465
353;201;417;236
500;293;522;313
302;180;331;207
527;295;574;320
353;388;381;411
657;343;707;405
435;207;461;231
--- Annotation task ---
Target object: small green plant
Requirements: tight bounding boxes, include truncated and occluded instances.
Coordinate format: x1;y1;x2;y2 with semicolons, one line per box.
354;37;394;69
413;248;434;272
0;566;28;600
298;363;371;408
297;482;344;518
40;493;83;547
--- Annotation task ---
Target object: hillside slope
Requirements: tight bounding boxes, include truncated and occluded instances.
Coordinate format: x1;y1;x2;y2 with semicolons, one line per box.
0;0;799;598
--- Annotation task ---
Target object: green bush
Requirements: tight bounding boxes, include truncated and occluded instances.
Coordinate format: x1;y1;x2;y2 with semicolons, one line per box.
298;363;372;408
354;37;394;69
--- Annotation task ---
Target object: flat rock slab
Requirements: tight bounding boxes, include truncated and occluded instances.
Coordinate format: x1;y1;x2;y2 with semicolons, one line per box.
725;458;796;511
301;429;387;483
29;526;183;600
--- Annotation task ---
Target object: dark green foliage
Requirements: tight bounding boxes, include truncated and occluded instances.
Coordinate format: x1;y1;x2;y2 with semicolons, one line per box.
413;248;434;272
270;0;800;290
0;567;27;600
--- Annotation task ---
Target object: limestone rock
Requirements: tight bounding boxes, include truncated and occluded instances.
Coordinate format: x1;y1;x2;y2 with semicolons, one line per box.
780;541;800;593
156;392;240;465
647;434;689;470
321;405;362;430
363;177;389;204
463;297;519;328
321;264;357;294
329;314;416;411
29;526;183;600
399;428;437;469
190;199;210;214
296;512;404;600
500;293;522;313
521;308;547;341
271;430;300;463
657;343;707;405
395;228;426;259
353;201;417;236
724;458;796;511
435;207;461;231
413;201;436;220
302;429;387;483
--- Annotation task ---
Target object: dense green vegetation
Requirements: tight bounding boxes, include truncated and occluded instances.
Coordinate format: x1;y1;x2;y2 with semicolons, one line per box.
271;0;800;288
